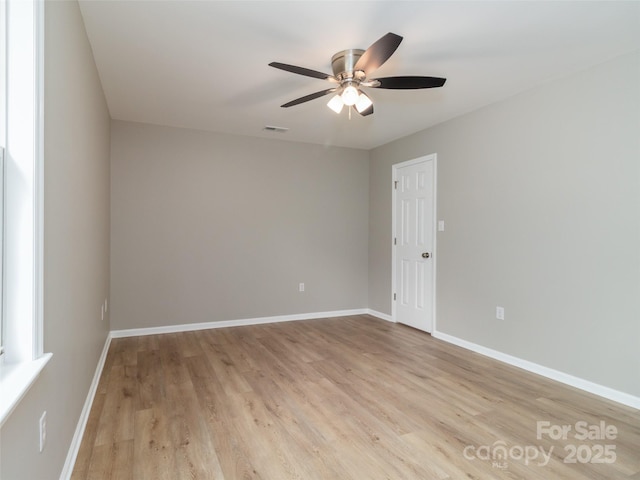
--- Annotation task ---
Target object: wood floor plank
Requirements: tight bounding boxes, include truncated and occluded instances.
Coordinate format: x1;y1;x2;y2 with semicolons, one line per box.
184;355;263;479
133;407;176;480
94;365;136;446
73;316;640;479
165;380;225;479
84;440;133;480
136;349;165;411
175;331;203;358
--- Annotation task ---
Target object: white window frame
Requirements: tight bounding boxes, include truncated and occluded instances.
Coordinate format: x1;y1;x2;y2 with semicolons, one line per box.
0;0;6;358
1;147;4;356
0;0;51;428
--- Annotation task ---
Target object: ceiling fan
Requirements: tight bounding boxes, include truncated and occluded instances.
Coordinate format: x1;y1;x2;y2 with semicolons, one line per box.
269;33;446;117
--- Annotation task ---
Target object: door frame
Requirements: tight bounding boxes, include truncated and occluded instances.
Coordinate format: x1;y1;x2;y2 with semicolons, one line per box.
391;154;438;332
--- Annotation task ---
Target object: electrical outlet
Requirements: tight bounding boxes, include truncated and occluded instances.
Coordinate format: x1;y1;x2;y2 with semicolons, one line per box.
299;283;305;292
39;411;47;453
496;306;505;320
438;220;445;231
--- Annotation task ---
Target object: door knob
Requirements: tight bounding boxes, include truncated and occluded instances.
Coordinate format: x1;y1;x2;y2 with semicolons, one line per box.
422;252;430;258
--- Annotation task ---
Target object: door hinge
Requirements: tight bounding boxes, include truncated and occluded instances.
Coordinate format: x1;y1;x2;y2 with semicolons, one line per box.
393;293;396;301
394;237;397;245
394;180;398;189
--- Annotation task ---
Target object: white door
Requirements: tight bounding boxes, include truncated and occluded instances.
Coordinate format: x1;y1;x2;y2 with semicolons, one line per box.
393;156;436;332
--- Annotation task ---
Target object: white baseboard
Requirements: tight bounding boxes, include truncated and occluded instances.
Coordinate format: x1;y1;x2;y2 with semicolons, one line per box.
432;330;640;410
110;309;369;338
59;334;112;480
366;309;394;323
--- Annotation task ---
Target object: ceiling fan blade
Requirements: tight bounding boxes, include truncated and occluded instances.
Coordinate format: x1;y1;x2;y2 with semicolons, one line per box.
353;33;403;75
269;62;337;82
372;76;447;89
355;104;374;117
281;88;337;108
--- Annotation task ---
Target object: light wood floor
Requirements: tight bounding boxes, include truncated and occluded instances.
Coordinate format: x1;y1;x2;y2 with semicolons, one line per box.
72;315;640;479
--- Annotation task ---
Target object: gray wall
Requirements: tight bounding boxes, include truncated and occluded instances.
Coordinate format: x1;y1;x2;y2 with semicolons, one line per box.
369;51;640;397
110;122;369;330
0;2;111;479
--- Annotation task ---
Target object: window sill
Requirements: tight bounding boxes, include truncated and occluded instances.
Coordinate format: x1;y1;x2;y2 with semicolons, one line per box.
0;353;53;428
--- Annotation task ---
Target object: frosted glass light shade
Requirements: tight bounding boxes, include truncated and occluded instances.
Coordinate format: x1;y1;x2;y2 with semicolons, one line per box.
327;95;344;113
355;93;373;113
341;85;359;106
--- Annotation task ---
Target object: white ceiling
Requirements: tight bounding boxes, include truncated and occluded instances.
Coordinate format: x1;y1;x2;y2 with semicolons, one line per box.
78;1;640;150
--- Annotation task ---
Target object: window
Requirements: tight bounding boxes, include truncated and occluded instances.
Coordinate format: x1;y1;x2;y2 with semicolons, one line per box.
0;0;51;427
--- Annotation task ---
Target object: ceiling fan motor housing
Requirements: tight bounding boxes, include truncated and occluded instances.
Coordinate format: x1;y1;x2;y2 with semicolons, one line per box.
331;49;365;80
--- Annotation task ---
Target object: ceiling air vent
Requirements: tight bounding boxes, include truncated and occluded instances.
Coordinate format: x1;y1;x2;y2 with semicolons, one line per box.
263;125;289;133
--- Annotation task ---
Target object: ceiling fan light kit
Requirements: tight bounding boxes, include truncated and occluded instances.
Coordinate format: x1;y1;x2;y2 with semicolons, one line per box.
269;32;446;117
